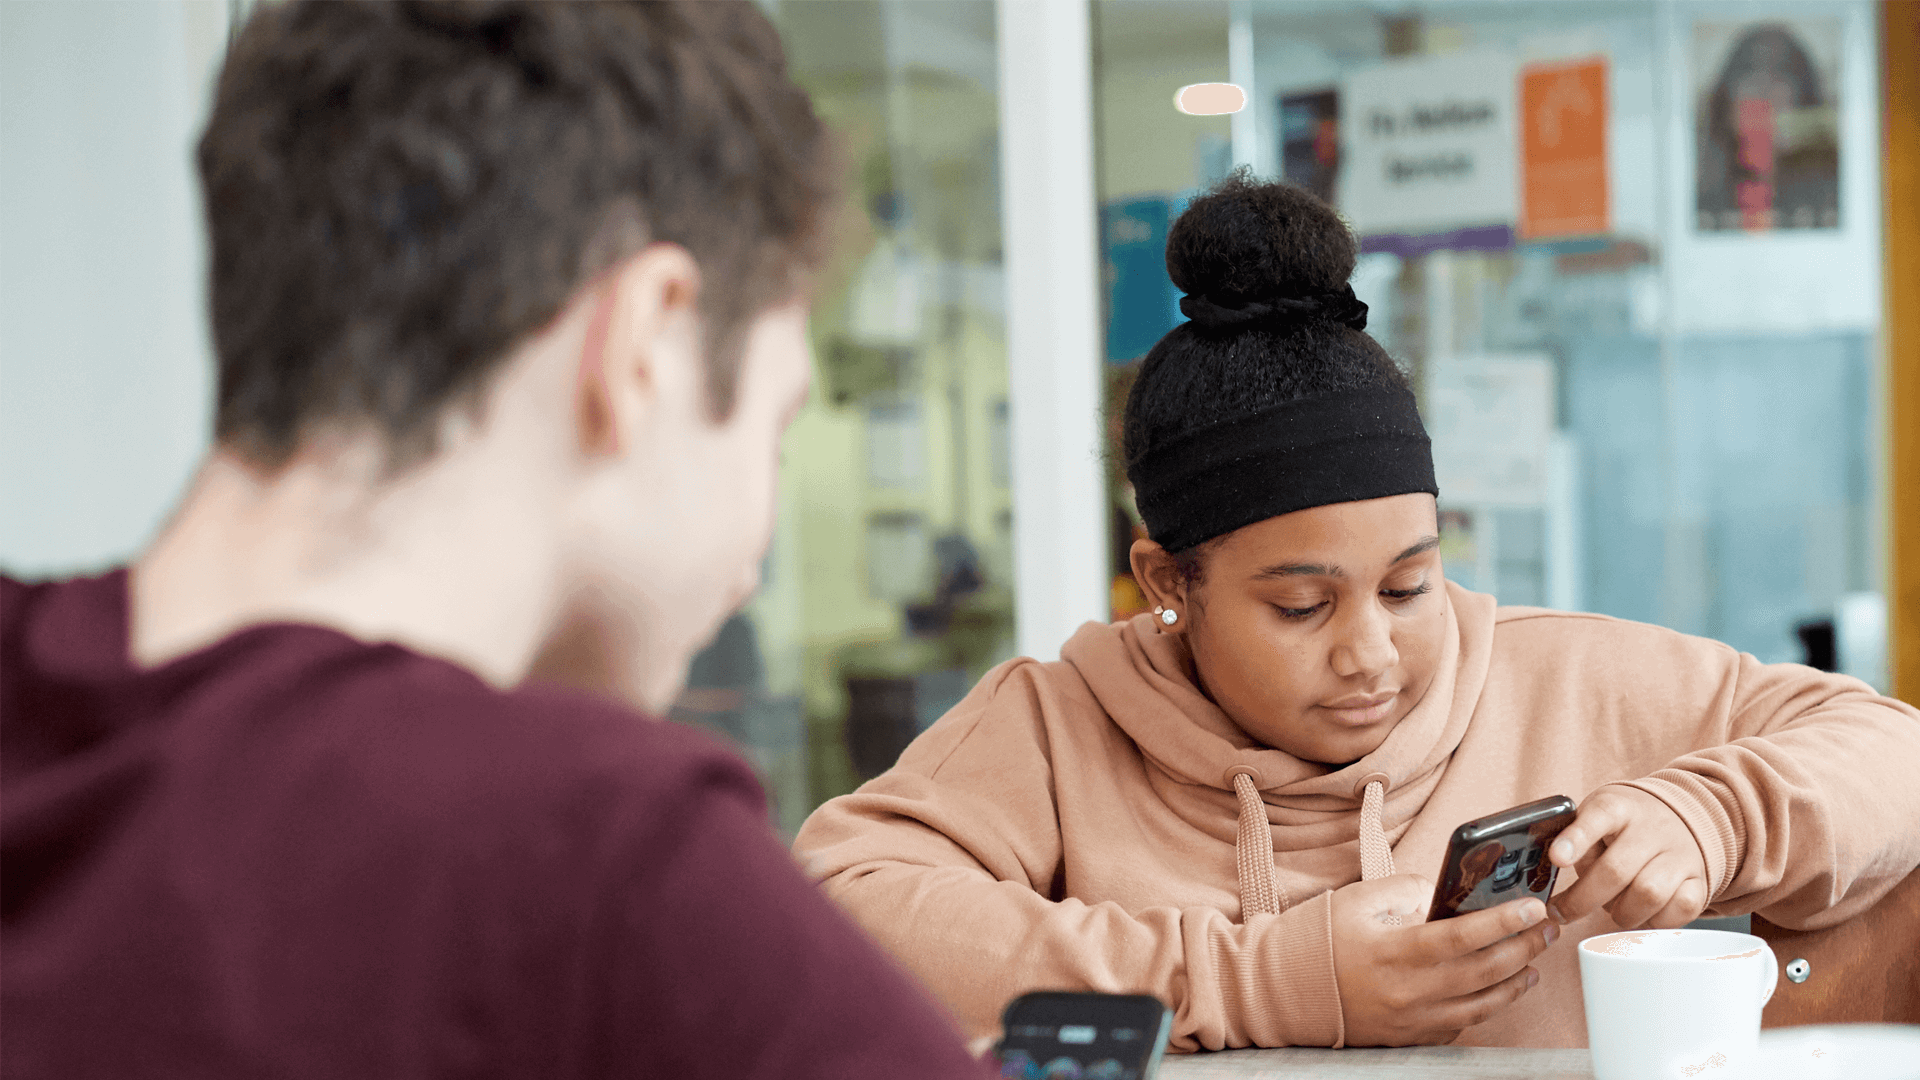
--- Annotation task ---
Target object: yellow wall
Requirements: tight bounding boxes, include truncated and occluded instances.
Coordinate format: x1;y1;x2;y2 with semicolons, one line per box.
1885;0;1919;703
749;45;1013;804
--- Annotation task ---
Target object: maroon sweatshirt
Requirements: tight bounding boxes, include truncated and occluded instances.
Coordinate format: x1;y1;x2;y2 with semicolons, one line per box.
1;570;988;1080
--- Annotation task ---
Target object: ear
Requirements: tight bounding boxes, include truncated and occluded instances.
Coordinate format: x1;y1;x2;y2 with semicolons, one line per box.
1129;538;1190;629
577;243;704;458
574;282;620;455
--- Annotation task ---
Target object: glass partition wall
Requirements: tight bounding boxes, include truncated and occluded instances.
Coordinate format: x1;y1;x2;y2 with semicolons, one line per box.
1093;0;1235;623
686;0;1889;836
671;0;1014;837
1095;0;1888;689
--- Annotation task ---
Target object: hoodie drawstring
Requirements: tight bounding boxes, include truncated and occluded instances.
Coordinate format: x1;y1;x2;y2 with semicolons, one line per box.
1358;779;1396;881
1231;771;1290;917
1359;778;1401;927
1231;773;1399;925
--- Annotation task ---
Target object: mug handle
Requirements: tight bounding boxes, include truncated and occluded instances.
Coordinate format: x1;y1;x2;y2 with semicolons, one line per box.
1757;942;1779;1009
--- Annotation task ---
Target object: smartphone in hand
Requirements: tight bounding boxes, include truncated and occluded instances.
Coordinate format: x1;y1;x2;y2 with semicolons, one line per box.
1427;795;1577;921
992;991;1172;1080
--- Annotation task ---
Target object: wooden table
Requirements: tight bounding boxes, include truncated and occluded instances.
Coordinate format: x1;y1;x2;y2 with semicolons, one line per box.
1157;1046;1593;1078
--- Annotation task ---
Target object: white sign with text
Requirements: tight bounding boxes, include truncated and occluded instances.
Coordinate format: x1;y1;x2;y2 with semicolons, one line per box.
1340;50;1519;236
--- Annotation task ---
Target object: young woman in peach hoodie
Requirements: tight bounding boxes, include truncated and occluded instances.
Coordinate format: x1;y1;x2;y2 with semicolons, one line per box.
793;175;1920;1052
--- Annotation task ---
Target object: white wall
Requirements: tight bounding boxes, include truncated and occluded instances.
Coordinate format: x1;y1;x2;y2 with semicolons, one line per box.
0;0;228;578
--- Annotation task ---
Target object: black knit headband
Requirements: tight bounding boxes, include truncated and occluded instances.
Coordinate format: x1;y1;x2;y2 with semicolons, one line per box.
1128;386;1439;553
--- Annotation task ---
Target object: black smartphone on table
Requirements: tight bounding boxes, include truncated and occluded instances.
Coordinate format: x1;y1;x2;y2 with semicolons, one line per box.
1427;794;1577;921
992;991;1172;1080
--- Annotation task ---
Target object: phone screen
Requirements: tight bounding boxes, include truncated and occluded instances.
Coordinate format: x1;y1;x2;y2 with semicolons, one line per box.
993;992;1171;1080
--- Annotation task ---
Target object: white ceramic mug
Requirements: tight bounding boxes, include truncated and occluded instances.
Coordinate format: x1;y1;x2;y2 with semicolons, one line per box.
1578;928;1778;1080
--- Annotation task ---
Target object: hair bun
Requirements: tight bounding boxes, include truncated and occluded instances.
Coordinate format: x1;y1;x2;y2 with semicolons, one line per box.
1165;170;1359;318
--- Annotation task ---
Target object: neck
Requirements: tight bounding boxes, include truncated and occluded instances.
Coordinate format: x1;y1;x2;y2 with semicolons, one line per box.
131;433;568;687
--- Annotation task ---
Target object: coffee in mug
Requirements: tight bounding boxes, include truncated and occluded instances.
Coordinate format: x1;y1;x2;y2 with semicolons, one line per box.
1578;928;1778;1080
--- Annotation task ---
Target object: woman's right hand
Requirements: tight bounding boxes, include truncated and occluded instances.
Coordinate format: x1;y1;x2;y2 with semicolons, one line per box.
1328;874;1557;1046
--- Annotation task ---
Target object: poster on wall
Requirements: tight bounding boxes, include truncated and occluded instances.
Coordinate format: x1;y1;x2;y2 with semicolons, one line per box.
1426;355;1554;509
1693;18;1841;232
1519;57;1609;240
1101;196;1182;363
1339;49;1518;257
1279;88;1340;206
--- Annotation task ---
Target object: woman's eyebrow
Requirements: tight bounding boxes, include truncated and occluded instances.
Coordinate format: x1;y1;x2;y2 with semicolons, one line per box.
1393;535;1442;563
1254;561;1340;579
1251;535;1441;581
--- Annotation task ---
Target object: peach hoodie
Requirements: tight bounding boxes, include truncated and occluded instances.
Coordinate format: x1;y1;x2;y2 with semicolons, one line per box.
794;582;1920;1051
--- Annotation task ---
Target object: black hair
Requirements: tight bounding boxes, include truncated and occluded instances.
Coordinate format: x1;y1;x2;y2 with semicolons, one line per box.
1121;171;1414;567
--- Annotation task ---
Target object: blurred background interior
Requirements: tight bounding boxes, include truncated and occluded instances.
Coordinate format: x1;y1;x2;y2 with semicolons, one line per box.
3;0;1915;839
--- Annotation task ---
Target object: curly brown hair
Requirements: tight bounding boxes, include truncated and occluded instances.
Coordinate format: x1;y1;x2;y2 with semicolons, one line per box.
200;0;840;469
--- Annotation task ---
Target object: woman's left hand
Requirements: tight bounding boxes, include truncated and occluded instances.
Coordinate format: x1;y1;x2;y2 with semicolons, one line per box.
1544;786;1711;930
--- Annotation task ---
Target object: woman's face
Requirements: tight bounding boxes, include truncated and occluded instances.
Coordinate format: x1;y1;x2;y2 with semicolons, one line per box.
1132;492;1448;765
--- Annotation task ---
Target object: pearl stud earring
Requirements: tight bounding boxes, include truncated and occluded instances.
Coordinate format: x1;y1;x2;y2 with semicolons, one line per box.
1160;607;1178;626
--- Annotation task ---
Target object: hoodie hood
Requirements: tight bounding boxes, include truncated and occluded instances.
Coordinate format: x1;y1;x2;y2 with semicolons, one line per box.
1060;579;1497;909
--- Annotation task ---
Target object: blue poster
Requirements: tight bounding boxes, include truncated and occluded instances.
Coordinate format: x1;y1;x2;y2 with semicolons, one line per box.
1101;196;1181;364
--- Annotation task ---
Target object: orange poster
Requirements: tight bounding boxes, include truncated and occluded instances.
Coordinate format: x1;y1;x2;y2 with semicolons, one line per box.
1520;57;1609;239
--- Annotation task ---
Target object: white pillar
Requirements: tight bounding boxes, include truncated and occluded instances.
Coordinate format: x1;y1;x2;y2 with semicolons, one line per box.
1228;0;1258;173
995;0;1108;661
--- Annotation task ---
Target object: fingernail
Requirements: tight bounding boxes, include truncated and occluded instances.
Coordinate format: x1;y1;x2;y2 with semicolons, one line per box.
1547;903;1566;925
1544;923;1560;945
1527;969;1540;989
1524;902;1546;926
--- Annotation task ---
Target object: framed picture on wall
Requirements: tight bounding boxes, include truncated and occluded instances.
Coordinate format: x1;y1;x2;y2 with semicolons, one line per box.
1693;17;1842;233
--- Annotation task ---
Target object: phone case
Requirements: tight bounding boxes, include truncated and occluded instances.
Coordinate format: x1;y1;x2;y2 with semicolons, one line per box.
1427;794;1577;921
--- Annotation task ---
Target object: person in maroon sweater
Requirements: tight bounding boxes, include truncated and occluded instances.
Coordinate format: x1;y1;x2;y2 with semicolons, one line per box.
0;3;988;1078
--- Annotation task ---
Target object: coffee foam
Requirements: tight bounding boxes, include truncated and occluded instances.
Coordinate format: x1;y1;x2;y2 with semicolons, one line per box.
1585;931;1655;956
1581;929;1686;956
1581;929;1767;961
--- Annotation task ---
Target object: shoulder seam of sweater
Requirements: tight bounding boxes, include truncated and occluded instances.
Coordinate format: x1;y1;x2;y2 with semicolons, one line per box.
1491;606;1744;659
922;657;1051;780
